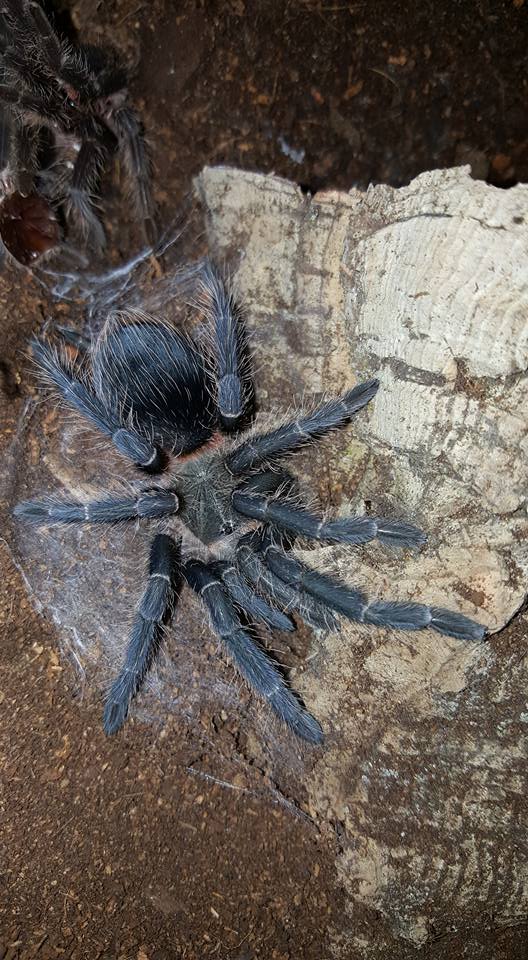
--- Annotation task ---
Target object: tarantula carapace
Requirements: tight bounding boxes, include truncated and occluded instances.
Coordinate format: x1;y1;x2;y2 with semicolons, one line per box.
15;264;486;743
0;0;153;262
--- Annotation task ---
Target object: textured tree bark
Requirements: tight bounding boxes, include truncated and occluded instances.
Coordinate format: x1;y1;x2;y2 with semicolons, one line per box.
196;166;528;953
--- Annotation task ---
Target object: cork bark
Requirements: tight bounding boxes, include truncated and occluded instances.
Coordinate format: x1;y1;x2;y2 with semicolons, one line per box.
7;165;527;956
196;165;528;952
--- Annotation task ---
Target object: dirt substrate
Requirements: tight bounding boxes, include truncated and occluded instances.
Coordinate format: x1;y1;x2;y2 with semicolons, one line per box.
1;1;528;957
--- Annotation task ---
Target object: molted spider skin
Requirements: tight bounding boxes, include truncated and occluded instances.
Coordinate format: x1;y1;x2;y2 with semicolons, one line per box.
0;106;60;264
0;189;60;264
14;263;487;744
0;0;153;252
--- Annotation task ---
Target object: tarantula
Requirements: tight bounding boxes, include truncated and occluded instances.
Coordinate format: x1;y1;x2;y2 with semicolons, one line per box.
15;264;486;743
0;0;152;261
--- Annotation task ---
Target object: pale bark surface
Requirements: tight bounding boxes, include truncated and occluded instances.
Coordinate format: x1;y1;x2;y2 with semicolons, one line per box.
197;165;528;952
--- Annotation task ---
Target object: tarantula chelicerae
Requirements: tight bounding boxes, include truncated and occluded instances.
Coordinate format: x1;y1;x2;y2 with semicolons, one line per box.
15;264;486;743
0;0;152;262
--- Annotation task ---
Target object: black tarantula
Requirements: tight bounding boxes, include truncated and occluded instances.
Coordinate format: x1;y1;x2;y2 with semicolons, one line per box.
15;264;486;743
0;0;152;262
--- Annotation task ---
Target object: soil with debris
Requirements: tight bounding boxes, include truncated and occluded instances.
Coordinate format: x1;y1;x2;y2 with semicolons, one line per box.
1;1;527;958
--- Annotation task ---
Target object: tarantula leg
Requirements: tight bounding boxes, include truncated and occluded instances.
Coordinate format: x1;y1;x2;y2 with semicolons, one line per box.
241;469;297;497
183;559;323;744
27;1;63;73
31;338;164;471
263;544;486;642
214;561;295;632
10;122;40;196
263;539;366;618
103;534;181;735
67;138;108;249
14;488;180;525
226;378;379;474
363;602;486;641
104;103;154;233
235;532;339;631
232;490;426;548
200;262;253;431
0;107;11;175
0;86;64;127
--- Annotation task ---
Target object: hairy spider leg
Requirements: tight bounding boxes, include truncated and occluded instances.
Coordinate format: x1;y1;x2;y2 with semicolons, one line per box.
2;0;91;100
232;489;426;549
22;1;63;74
200;262;254;431
104;103;154;235
260;533;486;642
0;85;66;127
182;558;323;744
103;534;181;735
213;561;296;632
68;133;109;249
31;338;164;470
11;122;40;196
0;100;38;196
235;531;339;632
1;1;60;88
14;488;180;524
226;378;380;474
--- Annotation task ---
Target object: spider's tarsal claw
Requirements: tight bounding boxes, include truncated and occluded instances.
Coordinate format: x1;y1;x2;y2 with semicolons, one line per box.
273;699;323;745
375;519;427;549
218;373;242;422
342;377;380;414
103;697;128;736
430;608;487;642
112;428;162;471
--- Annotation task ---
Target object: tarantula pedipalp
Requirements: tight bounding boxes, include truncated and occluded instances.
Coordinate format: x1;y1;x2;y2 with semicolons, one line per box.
14;264;487;743
0;0;153;260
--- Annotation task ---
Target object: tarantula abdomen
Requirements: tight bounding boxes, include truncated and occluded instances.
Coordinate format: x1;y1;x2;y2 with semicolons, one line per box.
93;319;217;455
0;191;60;265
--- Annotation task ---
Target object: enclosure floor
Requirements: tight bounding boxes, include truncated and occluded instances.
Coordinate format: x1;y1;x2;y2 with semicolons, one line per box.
1;0;527;957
